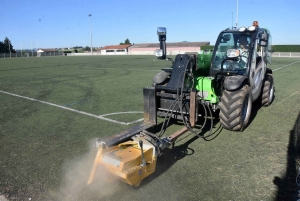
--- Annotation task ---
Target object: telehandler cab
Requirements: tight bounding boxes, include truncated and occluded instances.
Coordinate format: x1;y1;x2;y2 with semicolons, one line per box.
87;21;274;186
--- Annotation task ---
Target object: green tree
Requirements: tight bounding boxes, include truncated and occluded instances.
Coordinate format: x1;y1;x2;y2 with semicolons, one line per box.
83;46;91;51
0;37;15;53
0;41;4;53
4;37;14;53
125;38;130;44
120;38;131;45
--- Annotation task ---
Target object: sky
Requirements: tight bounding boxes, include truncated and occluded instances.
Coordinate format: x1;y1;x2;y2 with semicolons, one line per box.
1;0;299;49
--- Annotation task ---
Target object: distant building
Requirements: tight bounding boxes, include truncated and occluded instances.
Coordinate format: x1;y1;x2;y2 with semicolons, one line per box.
66;41;211;56
128;42;210;55
37;49;59;57
100;44;131;55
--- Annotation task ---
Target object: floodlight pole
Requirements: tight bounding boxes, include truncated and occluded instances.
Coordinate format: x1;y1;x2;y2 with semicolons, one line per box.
30;41;33;57
235;0;238;28
88;14;93;55
20;41;22;57
232;12;233;29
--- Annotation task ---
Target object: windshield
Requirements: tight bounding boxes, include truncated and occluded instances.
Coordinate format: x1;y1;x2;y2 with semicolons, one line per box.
211;31;255;74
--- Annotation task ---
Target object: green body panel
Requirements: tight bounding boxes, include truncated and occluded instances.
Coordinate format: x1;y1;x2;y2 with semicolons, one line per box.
197;51;213;76
194;77;218;103
191;51;218;103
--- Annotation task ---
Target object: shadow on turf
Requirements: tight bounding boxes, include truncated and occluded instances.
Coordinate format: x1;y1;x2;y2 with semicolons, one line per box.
247;94;276;130
273;111;300;200
137;95;279;188
137;118;223;187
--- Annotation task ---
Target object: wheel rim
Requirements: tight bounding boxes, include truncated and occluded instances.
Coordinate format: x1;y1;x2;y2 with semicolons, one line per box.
268;83;274;102
242;94;250;121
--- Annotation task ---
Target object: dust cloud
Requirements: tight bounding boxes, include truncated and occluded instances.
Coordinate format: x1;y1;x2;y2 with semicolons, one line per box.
0;195;9;201
58;138;122;201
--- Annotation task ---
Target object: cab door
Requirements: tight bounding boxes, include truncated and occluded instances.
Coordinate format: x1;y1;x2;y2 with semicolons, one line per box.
249;33;268;101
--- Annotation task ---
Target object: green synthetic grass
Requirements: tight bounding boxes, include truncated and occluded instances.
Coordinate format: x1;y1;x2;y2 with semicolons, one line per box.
0;56;299;200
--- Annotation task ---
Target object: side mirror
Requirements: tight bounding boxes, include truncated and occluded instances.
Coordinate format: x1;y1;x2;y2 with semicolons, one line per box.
259;33;268;47
259;41;267;47
222;34;231;42
261;33;268;41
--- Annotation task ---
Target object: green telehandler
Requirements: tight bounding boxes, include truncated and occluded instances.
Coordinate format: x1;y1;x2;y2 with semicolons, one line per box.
87;21;274;186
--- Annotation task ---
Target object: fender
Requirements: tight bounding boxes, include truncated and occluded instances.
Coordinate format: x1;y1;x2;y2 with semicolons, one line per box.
152;70;171;85
266;68;273;76
223;75;248;91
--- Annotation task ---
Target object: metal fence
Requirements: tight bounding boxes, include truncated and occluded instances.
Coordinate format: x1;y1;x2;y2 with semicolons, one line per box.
0;52;64;58
1;52;300;58
272;52;300;57
66;52;102;56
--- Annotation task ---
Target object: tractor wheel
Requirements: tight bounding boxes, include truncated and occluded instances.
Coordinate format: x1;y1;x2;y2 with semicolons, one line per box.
219;85;252;131
261;74;274;106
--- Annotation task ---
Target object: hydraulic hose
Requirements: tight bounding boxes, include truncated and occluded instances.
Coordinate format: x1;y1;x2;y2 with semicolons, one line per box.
176;57;215;140
142;130;163;156
159;97;179;137
157;55;216;143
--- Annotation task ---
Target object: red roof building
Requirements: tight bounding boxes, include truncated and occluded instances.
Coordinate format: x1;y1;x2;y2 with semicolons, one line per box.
100;44;131;55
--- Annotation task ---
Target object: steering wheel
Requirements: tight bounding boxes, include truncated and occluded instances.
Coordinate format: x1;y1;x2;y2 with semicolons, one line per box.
221;58;238;71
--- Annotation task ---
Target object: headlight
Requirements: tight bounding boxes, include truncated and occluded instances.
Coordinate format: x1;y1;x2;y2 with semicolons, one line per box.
248;26;256;31
227;49;240;58
239;27;246;32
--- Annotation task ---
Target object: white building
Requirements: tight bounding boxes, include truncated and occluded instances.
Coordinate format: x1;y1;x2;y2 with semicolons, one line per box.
100;44;131;55
128;42;210;55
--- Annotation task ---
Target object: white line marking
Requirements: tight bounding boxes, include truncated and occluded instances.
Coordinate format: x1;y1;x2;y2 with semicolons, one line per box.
0;90;143;125
99;111;144;125
273;61;300;72
276;91;299;105
100;111;143;117
126;118;144;124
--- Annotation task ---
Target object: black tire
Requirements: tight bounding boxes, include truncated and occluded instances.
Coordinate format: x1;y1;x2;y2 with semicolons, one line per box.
261;74;274;106
219;85;252;131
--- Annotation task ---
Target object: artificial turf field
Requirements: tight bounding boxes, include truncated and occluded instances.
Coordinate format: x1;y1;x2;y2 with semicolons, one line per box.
0;55;299;200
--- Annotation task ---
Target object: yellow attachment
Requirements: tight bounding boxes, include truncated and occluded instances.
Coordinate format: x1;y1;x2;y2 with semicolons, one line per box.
87;140;157;186
87;146;103;185
118;141;138;147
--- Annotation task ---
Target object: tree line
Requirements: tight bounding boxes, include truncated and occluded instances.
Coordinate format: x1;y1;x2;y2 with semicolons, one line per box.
0;37;15;53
